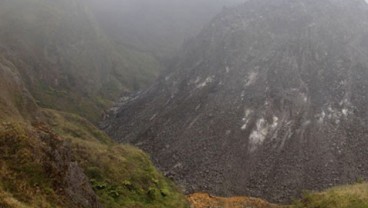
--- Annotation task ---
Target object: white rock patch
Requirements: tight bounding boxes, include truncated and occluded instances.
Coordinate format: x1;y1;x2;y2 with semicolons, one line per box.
240;91;245;101
342;108;348;116
241;123;248;130
245;72;258;87
197;76;214;88
150;113;158;121
249;118;268;151
240;109;252;130
271;116;279;129
301;93;308;102
194;76;201;84
317;111;326;124
316;102;352;124
225;66;230;73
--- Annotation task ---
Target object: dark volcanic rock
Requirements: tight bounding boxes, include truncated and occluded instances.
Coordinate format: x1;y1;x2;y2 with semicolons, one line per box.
102;0;368;203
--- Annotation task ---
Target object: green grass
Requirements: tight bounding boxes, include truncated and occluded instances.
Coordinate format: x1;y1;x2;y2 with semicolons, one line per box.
292;183;368;208
1;47;186;207
0;111;190;208
42;109;190;208
0;122;62;208
0;188;31;208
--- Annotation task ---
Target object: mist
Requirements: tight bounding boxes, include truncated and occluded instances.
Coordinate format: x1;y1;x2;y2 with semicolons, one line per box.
2;0;368;207
86;0;245;59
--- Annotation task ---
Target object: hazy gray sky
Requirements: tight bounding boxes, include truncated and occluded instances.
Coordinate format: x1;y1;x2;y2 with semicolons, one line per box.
87;0;245;58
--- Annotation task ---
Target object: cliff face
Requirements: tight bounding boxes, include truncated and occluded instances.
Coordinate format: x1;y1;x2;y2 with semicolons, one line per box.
102;0;368;203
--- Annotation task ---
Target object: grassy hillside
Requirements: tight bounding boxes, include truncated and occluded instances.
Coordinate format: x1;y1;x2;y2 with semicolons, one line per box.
42;109;189;208
188;183;368;208
292;183;368;208
0;122;102;208
0;0;161;122
0;116;189;208
0;38;188;208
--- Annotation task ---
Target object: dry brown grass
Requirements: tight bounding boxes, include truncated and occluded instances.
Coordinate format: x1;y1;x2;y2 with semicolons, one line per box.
188;193;283;208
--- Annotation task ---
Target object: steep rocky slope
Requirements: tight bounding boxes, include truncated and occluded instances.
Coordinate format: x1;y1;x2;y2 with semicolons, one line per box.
103;0;368;203
0;0;160;122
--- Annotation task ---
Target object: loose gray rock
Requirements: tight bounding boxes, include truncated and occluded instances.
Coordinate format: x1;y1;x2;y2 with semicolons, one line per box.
102;0;368;203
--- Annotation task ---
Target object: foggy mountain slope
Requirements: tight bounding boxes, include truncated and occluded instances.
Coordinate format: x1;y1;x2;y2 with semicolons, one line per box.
86;0;245;59
0;54;105;208
102;0;368;203
0;0;160;122
0;66;189;208
0;3;189;207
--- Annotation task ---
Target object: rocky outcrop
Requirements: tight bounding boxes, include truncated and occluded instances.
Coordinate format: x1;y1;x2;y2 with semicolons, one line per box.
102;0;368;203
0;122;103;208
39;127;102;208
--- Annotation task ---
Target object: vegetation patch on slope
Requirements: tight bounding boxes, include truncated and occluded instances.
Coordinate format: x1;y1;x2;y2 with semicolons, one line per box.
0;122;101;208
0;111;190;208
1;39;187;207
292;183;368;208
41;109;189;208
